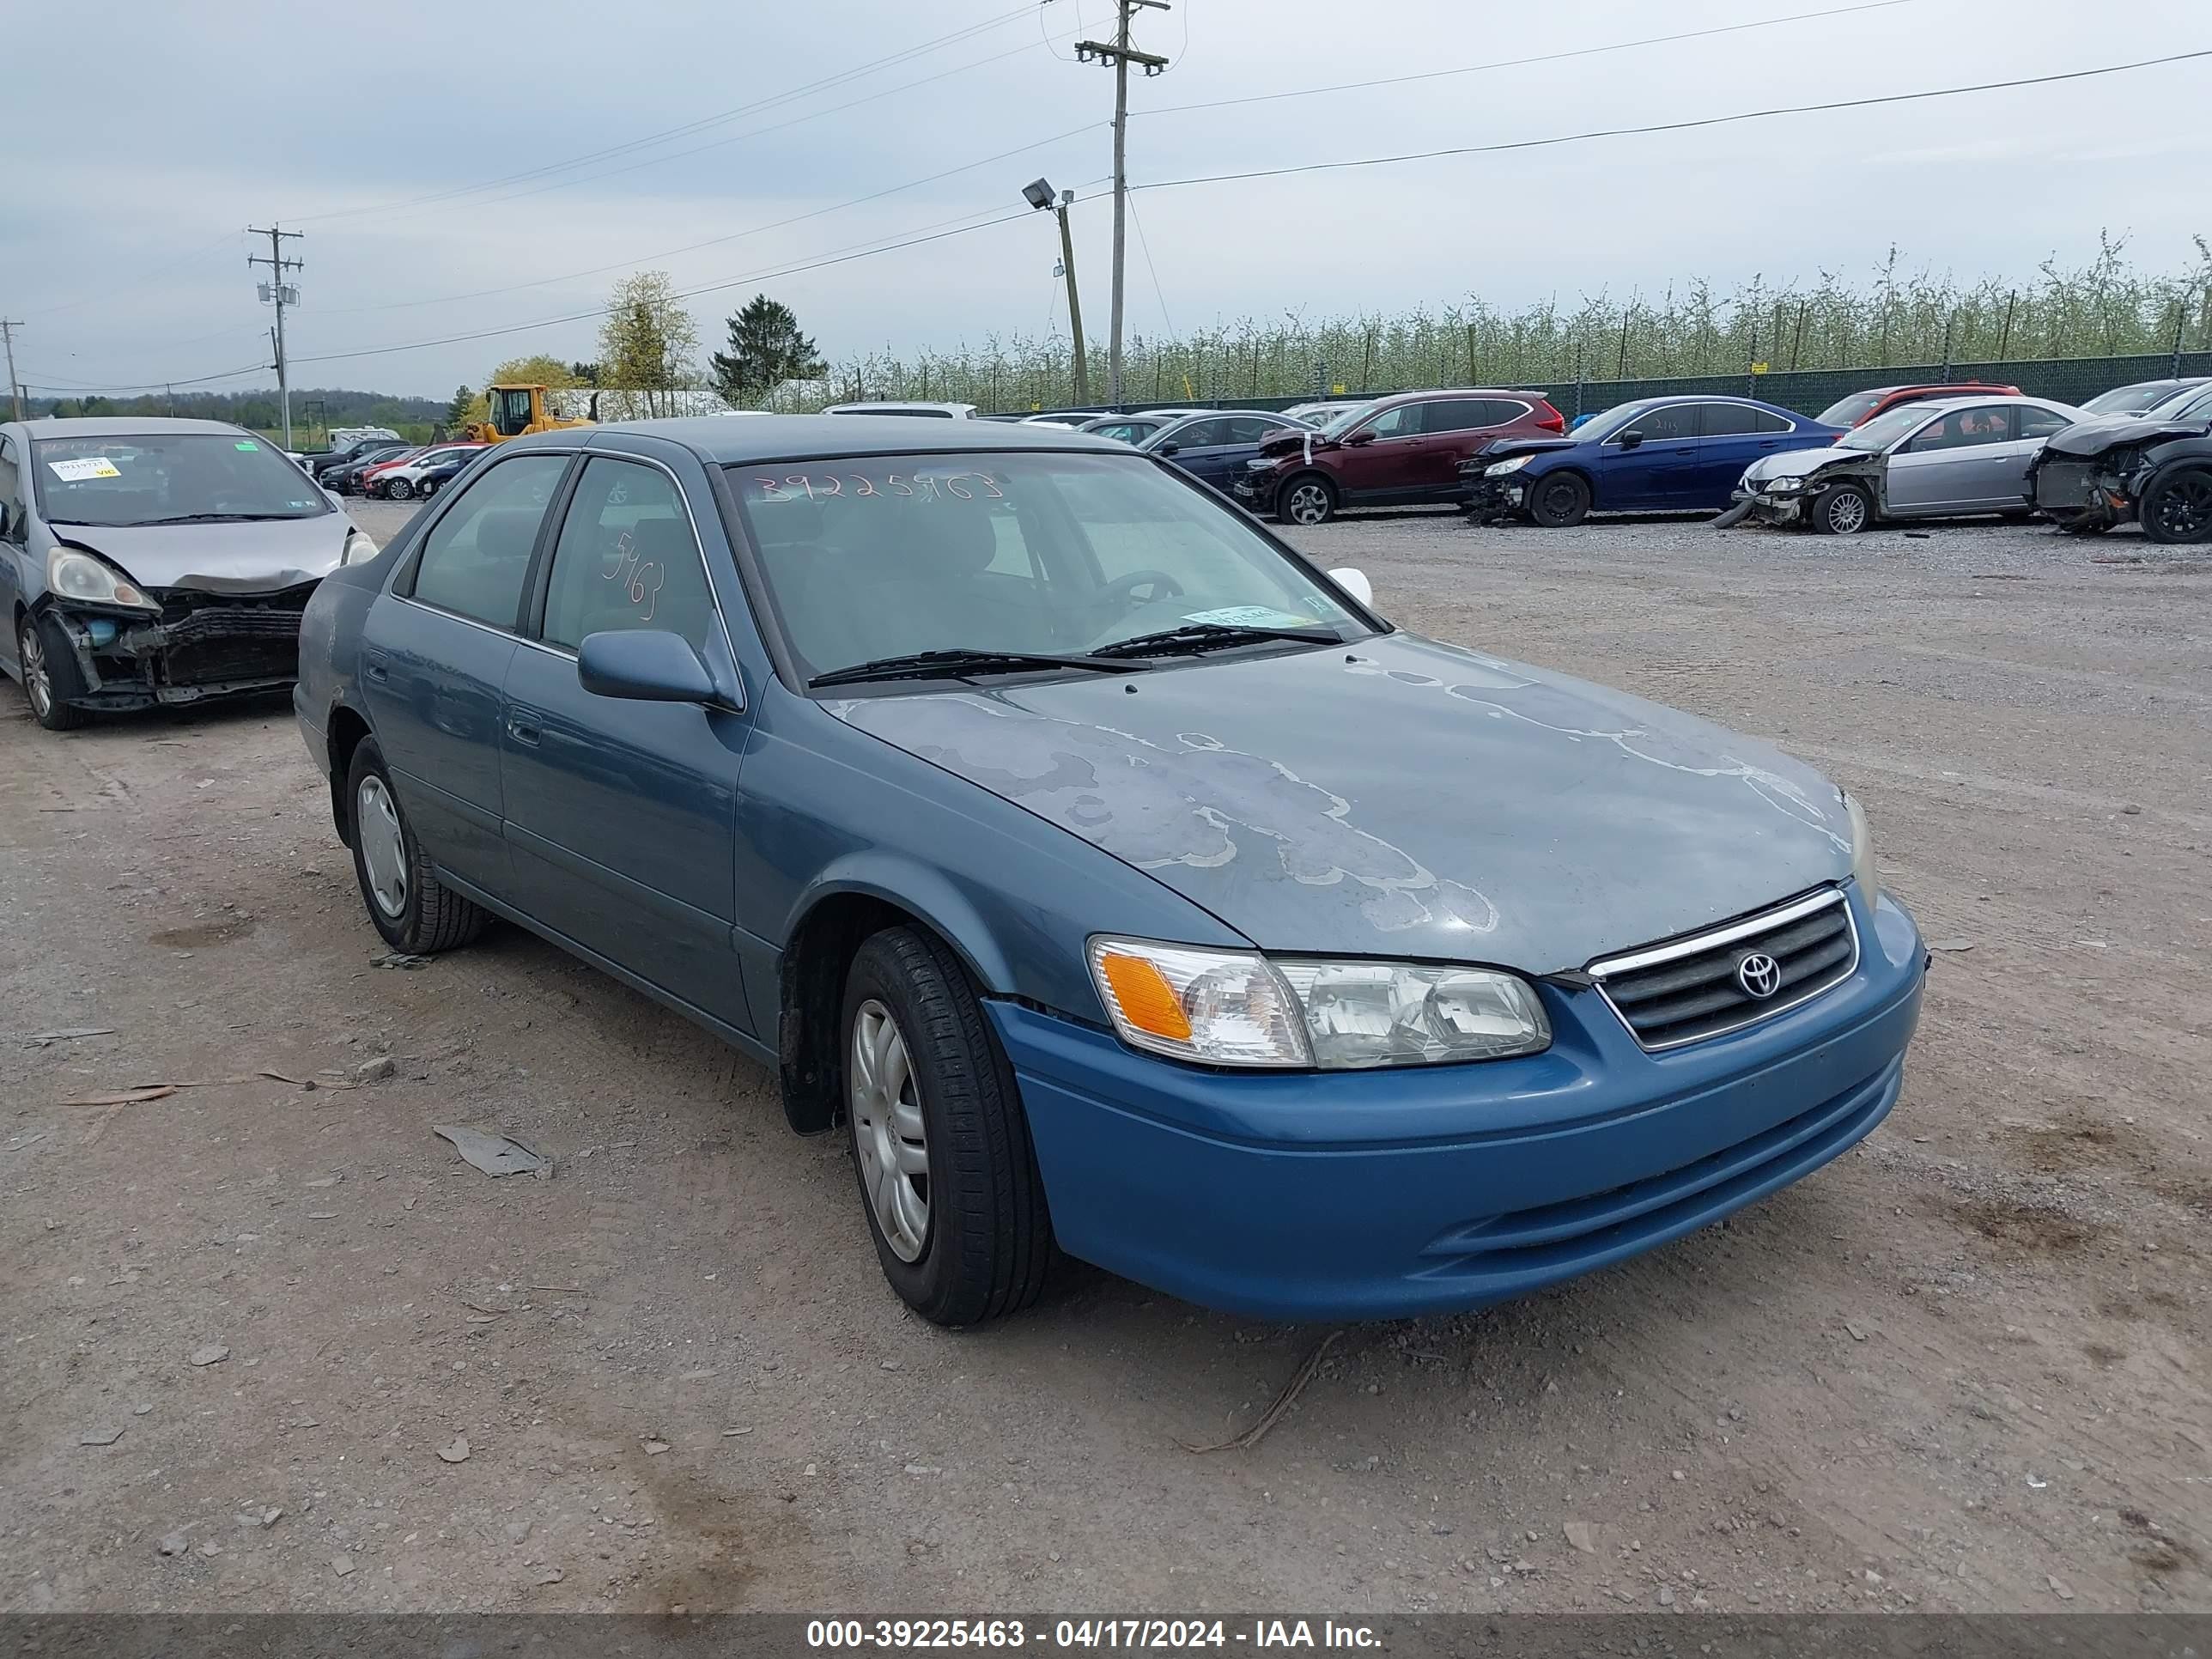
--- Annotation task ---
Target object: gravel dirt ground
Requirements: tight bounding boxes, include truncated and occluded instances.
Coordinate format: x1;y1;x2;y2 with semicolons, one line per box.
3;498;2207;1616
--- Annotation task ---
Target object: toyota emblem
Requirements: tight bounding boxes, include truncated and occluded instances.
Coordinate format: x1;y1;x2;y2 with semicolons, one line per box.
1736;952;1783;1000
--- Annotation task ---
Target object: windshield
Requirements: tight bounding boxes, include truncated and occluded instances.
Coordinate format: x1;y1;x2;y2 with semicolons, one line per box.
32;434;334;526
2083;382;2193;416
1817;391;1888;427
2142;382;2212;418
1316;405;1370;438
730;452;1367;683
1838;404;1933;451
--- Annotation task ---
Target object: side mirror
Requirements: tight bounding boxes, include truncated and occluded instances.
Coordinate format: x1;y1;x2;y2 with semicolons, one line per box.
1155;442;1180;458
1617;431;1644;449
1328;567;1373;607
577;629;718;705
1345;430;1377;447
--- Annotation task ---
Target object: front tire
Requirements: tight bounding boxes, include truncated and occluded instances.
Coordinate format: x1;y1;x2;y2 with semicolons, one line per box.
2141;465;2212;544
344;735;489;954
1275;473;1337;526
842;927;1051;1327
386;477;414;501
1528;471;1591;528
1809;482;1873;535
17;613;92;731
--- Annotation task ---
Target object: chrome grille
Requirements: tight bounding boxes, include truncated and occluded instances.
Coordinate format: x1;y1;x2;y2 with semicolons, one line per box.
1588;888;1857;1051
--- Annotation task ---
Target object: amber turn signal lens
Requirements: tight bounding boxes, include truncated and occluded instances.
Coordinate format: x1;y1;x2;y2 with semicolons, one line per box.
1097;951;1193;1042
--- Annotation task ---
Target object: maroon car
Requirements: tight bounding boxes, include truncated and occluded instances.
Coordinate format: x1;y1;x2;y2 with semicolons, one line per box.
1235;389;1566;525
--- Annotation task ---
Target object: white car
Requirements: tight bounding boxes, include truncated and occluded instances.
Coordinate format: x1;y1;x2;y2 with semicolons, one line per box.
368;444;484;501
821;401;979;421
1283;399;1370;428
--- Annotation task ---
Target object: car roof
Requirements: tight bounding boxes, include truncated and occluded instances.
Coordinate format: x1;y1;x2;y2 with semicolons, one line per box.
14;416;248;439
556;413;1127;464
1887;393;2060;413
1364;386;1545;407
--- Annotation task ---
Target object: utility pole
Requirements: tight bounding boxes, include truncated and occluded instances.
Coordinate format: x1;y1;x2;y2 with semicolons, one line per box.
1;319;22;421
1076;0;1170;407
247;225;303;447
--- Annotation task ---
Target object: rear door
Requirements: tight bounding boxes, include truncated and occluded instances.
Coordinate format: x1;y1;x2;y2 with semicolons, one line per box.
1408;398;1525;494
1688;402;1796;504
501;446;756;1034
362;450;573;893
0;434;27;675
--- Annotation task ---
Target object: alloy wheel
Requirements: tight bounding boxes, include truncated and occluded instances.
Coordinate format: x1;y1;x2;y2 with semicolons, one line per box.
1286;482;1331;525
356;775;409;918
849;998;931;1262
19;622;52;719
388;477;413;500
2150;473;2212;540
1824;490;1869;534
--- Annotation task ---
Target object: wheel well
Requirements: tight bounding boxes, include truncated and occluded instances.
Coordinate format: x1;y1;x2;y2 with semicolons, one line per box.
1283;467;1336;498
777;893;977;1135
326;705;372;846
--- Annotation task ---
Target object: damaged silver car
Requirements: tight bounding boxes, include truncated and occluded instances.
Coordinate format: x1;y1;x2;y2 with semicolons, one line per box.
1728;395;2081;535
0;417;377;731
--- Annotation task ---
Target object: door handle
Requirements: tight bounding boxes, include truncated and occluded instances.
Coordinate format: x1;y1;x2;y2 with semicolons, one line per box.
1757;440;1782;449
506;717;541;746
363;653;390;684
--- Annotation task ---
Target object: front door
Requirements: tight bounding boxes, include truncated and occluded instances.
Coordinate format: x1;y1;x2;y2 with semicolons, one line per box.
1155;417;1241;493
363;450;570;892
1334;401;1432;501
1598;404;1700;508
500;452;755;1034
1886;405;2024;514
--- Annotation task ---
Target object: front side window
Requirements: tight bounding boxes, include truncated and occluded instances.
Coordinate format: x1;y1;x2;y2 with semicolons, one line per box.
1163;418;1234;449
1362;404;1422;440
541;459;717;653
0;437;22;538
1615;404;1698;444
410;454;567;629
1904;407;2014;452
731;453;1365;682
30;433;333;526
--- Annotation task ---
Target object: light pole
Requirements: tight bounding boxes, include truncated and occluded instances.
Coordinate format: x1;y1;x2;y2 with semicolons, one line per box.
1024;178;1089;407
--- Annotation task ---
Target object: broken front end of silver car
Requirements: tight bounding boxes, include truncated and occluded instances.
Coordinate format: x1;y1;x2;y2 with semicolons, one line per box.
1732;453;1886;526
45;578;319;709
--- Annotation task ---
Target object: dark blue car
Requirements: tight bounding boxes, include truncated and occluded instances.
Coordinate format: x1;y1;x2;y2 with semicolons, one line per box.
1139;410;1314;496
293;416;1923;1325
1463;394;1842;526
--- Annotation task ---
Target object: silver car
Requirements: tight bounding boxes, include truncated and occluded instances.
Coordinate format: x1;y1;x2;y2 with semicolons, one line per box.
1733;395;2083;533
0;416;378;730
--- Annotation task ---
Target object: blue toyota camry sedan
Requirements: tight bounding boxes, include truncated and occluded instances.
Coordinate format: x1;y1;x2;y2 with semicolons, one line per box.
294;416;1925;1325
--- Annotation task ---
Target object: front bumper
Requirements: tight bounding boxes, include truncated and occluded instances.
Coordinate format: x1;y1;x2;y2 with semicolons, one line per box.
992;886;1924;1322
43;584;313;711
2030;457;2136;528
1734;486;1808;526
1462;475;1525;520
1231;471;1282;513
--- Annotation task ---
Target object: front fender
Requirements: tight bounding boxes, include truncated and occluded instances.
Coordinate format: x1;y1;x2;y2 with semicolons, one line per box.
784;853;1020;997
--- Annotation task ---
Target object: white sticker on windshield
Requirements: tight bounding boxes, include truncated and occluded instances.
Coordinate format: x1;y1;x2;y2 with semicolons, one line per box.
1182;605;1318;629
48;456;121;481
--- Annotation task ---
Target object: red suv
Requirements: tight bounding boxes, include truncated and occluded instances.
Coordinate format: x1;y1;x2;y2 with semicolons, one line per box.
1817;381;2021;428
1236;389;1565;525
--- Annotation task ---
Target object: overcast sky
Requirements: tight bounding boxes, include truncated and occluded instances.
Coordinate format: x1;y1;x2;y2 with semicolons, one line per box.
8;0;2207;399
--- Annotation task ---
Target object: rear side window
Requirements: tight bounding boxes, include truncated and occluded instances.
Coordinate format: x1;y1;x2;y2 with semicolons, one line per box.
1223;416;1283;444
540;459;717;653
410;454;567;629
1421;398;1522;434
2016;405;2073;440
1698;403;1760;437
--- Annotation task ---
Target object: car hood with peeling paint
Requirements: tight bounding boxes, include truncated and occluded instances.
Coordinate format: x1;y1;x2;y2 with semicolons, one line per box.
825;631;1854;972
52;514;350;594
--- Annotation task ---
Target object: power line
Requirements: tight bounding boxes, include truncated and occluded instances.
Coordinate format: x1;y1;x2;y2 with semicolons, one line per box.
284;4;1042;227
19;232;243;319
1133;48;2212;195
1141;0;1929;118
20;361;270;394
316;122;1102;317
1124;191;1176;338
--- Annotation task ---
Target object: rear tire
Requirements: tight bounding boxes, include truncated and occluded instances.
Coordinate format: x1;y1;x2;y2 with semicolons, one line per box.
2141;465;2212;544
842;927;1052;1327
1275;473;1337;526
1528;471;1591;528
344;734;490;955
1809;482;1873;535
17;613;92;732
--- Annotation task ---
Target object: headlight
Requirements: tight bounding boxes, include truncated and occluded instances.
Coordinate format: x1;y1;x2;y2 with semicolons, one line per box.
47;546;157;611
1087;937;1550;1069
341;529;380;566
1485;454;1534;477
1844;793;1878;896
1765;475;1805;494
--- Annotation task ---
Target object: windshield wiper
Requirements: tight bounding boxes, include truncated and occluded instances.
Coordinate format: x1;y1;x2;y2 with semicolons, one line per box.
809;647;1151;690
132;512;301;525
1091;621;1343;659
